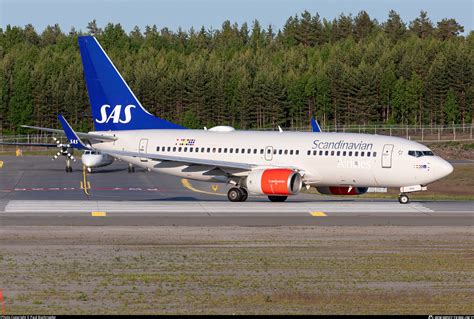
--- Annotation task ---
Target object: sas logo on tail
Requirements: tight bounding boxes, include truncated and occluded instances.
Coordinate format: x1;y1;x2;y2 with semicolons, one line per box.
96;104;136;124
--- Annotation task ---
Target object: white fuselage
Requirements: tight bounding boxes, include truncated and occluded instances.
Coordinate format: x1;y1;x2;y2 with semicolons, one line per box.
81;150;114;168
90;130;453;188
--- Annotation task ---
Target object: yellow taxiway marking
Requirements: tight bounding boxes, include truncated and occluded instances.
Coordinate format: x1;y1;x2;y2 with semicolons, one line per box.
310;212;327;217
91;211;107;217
81;166;91;195
0;161;3;168
181;179;226;196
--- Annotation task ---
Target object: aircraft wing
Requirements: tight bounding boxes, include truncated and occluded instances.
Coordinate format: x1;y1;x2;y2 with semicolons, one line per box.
0;141;58;147
21;125;117;142
98;148;255;170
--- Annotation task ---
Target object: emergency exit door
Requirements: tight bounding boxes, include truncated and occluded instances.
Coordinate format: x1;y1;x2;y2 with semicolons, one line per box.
382;144;394;168
139;138;148;162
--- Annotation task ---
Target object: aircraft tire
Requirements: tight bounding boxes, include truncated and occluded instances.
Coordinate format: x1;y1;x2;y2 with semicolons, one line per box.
398;194;410;204
228;187;243;202
240;188;248;202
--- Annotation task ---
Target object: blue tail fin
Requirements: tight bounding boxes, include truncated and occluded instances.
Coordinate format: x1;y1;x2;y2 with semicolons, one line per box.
57;114;88;150
78;36;185;131
310;117;321;133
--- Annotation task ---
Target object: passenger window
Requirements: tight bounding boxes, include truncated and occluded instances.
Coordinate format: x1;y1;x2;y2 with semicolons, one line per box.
162;147;165;152
195;148;198;153
253;149;257;154
173;147;176;152
279;150;283;155
156;146;160;151
178;147;182;152
224;148;227;153
337;151;340;156
319;150;323;156
167;147;171;152
207;148;210;153
212;148;216;153
355;151;358;157
184;147;187;152
235;149;238;154
260;149;264;154
296;150;299;155
242;148;245;153
325;151;329;156
331;151;334;156
273;149;277;155
349;151;352;156
313;150;317;156
343;151;346;156
373;152;376;157
361;152;364;157
290;150;294;155
218;148;222;153
307;150;311;156
189;148;193;152
367;151;371;157
284;150;288;155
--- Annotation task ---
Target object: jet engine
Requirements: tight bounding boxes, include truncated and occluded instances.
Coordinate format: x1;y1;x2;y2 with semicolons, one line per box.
316;186;368;195
244;169;302;195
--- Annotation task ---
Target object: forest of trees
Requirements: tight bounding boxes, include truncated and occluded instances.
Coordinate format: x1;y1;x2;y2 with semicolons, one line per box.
0;10;473;133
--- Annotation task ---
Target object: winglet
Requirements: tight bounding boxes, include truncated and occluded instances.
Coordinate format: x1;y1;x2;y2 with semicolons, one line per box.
57;115;89;150
311;118;322;133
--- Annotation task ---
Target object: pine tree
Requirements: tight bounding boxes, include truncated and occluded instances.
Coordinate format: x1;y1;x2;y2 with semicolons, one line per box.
444;89;459;124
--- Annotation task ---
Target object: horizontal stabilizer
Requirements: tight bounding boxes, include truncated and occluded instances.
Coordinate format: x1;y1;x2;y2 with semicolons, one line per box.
21;125;117;142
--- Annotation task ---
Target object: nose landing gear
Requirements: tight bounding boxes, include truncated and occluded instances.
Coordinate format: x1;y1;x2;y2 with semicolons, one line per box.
398;193;410;204
398;185;427;204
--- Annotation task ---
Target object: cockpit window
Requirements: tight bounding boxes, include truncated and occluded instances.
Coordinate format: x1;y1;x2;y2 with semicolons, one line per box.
408;150;433;157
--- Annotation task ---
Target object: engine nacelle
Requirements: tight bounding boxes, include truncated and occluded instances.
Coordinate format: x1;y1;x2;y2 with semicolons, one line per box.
316;186;368;196
245;169;302;195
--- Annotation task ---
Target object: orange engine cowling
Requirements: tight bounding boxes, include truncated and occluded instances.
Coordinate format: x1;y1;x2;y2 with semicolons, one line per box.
316;186;368;195
245;169;302;195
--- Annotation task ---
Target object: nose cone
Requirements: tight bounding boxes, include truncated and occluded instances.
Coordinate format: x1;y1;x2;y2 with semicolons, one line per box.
436;159;454;179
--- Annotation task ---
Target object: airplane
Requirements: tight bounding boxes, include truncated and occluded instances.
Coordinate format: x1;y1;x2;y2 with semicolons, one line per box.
22;35;453;204
0;126;114;173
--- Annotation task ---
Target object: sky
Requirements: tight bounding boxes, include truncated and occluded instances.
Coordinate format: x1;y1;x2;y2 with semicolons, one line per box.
1;0;472;34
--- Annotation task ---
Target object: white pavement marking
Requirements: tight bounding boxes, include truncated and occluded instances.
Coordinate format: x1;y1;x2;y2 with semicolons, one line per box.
3;200;435;214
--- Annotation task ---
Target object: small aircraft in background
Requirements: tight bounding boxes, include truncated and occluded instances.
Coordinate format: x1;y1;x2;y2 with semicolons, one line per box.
0;135;114;173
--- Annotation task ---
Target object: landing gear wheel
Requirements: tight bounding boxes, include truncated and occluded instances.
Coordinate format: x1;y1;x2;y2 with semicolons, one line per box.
87;167;92;173
128;166;135;173
240;188;248;202
398;194;410;204
228;187;243;202
268;196;288;202
69;166;73;173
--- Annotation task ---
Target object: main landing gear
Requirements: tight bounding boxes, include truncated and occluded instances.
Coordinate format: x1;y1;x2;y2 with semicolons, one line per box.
227;187;248;202
127;163;135;173
398;193;410;204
